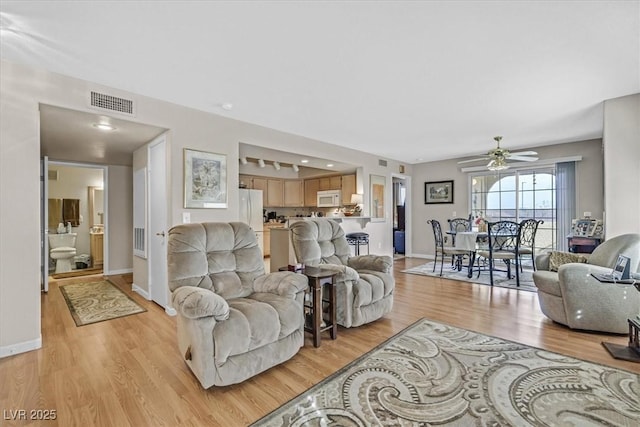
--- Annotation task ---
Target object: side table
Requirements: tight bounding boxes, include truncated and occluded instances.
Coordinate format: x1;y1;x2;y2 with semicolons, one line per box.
602;317;640;363
280;265;337;347
302;266;337;347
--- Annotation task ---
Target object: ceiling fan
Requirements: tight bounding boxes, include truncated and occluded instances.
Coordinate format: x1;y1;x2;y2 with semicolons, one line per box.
457;136;538;170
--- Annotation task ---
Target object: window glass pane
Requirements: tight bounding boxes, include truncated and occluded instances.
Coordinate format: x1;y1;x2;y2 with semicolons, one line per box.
470;166;557;250
500;191;516;209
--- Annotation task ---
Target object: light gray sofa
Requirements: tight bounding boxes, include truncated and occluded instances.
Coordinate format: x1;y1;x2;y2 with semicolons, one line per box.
289;219;394;328
167;222;308;388
533;233;640;334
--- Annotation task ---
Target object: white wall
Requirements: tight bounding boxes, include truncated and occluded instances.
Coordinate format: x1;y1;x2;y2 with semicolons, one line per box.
410;139;605;258
603;93;640;237
0;59;406;357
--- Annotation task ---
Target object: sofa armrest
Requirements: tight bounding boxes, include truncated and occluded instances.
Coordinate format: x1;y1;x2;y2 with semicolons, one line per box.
348;255;393;273
535;252;551;271
253;271;308;298
171;286;229;321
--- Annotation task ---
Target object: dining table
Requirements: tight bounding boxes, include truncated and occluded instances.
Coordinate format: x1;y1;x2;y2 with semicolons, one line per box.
452;230;488;278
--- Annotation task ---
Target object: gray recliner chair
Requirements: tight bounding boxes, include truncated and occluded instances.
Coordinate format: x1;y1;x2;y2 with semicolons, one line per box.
289;219;395;328
167;222;308;388
533;233;640;334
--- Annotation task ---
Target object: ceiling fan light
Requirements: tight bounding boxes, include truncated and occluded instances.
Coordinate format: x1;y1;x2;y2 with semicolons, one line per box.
487;157;509;171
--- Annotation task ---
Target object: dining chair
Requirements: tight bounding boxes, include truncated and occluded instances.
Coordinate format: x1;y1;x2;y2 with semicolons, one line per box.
428;219;468;276
518;219;543;271
475;220;522;286
447;215;472;245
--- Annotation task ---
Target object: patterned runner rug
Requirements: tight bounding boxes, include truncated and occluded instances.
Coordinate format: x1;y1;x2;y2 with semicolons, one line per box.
252;319;638;426
402;261;537;292
59;280;146;326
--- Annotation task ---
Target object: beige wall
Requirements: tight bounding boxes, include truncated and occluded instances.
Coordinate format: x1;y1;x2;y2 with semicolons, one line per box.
603;93;640;237
410;139;605;258
0;60;404;355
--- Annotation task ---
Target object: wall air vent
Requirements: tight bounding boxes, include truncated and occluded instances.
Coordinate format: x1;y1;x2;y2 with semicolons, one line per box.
378;159;388;167
48;170;58;180
89;91;135;116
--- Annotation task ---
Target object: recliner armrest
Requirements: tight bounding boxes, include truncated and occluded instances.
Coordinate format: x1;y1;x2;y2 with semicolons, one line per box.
171;286;229;320
348;255;393;273
315;263;360;282
253;271;308;298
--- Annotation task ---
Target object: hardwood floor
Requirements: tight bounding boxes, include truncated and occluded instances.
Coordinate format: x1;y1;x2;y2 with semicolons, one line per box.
1;258;637;426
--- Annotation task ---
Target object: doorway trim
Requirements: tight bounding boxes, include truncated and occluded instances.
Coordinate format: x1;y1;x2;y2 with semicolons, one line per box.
391;172;411;256
45;160;109;274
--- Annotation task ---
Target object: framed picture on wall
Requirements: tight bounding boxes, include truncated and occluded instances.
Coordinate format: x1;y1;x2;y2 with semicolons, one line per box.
425;180;454;204
184;148;228;208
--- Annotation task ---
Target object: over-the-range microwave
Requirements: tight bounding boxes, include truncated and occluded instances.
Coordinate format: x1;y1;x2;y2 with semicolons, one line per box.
317;190;342;207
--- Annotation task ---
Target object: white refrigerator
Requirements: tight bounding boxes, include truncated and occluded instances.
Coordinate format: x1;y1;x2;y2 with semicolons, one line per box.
239;189;264;254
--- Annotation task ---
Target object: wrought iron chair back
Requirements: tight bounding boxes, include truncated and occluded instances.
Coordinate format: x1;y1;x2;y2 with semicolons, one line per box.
447;216;472;245
475;220;523;286
518;219;544;270
428;219;467;276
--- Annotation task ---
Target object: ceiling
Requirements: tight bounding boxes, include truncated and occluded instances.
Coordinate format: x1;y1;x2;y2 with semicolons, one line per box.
2;1;638;164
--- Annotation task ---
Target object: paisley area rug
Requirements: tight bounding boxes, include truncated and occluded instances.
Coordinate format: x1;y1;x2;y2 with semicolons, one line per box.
252;319;639;426
402;261;537;292
59;280;146;326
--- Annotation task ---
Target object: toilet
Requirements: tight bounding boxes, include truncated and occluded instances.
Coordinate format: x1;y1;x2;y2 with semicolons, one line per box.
48;233;77;274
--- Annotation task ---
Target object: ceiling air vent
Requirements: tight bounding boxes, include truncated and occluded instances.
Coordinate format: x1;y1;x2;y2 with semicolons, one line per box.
89;91;135;116
378;159;388;167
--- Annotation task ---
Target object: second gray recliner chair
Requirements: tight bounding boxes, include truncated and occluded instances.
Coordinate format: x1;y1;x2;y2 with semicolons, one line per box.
289;219;395;328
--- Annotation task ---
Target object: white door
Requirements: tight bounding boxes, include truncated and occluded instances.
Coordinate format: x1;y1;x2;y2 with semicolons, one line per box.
41;156;49;292
148;135;168;309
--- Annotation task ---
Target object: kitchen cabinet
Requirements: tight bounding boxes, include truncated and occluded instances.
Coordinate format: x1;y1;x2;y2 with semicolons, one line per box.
283;179;304;207
341;174;356;205
266;179;284;207
263;223;286;257
319;176;342;191
251;177;268;206
304;179;320;207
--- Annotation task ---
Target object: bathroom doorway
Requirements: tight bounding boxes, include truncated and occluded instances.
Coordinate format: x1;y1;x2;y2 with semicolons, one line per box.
44;161;107;281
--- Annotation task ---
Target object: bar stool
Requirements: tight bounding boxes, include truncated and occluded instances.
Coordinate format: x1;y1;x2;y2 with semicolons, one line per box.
345;232;369;256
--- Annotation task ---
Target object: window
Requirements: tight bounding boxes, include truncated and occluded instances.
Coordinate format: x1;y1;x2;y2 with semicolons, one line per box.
470;167;556;253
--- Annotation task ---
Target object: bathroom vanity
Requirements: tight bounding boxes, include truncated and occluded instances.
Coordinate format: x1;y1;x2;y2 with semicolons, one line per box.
90;232;104;268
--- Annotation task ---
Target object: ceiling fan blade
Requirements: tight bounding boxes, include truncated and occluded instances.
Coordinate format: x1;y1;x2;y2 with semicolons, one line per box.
507;155;538;162
457;157;490;164
509;150;537;156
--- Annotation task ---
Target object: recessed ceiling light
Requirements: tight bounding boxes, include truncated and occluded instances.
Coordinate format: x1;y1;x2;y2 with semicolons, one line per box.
301;159;309;164
221;103;233;110
93;123;116;131
326;163;334;168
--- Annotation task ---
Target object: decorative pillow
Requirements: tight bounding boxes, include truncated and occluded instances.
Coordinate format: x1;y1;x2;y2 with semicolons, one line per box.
548;251;588;272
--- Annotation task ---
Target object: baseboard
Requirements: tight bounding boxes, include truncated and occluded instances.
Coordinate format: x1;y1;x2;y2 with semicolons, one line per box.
165;306;177;317
105;268;133;275
0;335;42;358
410;253;434;260
132;283;150;300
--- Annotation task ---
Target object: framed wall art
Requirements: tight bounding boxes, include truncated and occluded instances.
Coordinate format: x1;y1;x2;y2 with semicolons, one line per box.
370;174;386;222
184;148;227;208
425;180;454;204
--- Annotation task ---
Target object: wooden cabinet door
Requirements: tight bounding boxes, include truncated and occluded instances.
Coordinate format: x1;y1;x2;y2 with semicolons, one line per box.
318;177;332;190
267;179;284;207
252;177;268;206
341;174;356;205
304;179;320;206
330;176;342;190
284;180;304;207
239;174;253;189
